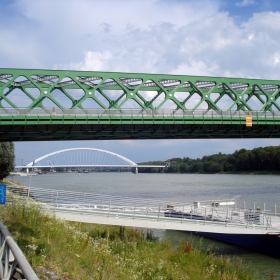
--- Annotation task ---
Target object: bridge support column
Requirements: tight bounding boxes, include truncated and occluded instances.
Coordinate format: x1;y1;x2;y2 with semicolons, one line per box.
132;167;138;174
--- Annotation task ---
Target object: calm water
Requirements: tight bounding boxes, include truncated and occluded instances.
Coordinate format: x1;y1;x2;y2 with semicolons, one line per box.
10;172;280;279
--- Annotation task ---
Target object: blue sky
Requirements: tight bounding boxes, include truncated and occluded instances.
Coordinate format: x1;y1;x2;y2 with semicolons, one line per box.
0;0;280;165
223;0;280;22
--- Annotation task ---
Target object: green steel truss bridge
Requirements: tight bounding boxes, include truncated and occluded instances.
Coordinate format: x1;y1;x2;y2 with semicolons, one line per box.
0;68;280;141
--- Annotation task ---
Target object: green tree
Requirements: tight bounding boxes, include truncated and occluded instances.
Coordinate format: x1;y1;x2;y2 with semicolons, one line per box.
189;162;203;173
165;162;179;173
0;142;15;180
179;163;189;173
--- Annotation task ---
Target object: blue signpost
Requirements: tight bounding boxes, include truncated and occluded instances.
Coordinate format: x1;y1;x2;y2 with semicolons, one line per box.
0;184;6;204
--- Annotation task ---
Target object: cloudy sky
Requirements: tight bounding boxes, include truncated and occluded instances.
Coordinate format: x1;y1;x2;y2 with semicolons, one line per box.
1;0;280;165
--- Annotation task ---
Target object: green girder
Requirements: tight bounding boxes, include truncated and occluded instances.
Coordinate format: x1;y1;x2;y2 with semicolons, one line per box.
1;68;280;111
0;110;279;140
0;68;280;141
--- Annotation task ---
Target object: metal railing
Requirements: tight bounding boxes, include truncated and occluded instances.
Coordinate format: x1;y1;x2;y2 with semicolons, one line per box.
0;108;280;118
0;222;39;280
7;185;279;230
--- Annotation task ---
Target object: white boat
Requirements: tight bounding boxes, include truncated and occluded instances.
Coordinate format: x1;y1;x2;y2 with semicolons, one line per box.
9;172;28;176
28;172;38;176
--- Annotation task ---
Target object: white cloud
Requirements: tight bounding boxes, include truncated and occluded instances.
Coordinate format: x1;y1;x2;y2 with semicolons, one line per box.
49;9;280;81
274;52;280;65
17;0;220;32
171;60;219;76
54;51;113;71
236;0;256;7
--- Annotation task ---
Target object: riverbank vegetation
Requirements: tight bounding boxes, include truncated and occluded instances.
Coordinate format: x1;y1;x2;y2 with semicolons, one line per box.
0;142;14;180
0;190;260;280
138;145;280;174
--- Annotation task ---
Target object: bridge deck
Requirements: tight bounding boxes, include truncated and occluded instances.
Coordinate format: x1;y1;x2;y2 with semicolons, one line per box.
1;109;280;140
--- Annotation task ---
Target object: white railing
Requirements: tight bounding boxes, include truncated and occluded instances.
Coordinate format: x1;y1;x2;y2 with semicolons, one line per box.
7;185;279;230
0;108;280;118
0;221;39;280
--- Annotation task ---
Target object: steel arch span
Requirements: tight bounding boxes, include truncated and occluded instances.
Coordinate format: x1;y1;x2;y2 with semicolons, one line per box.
25;148;137;168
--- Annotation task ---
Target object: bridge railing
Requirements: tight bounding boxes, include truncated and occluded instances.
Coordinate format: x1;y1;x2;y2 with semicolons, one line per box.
6;185;278;230
0;221;39;280
0;108;280;118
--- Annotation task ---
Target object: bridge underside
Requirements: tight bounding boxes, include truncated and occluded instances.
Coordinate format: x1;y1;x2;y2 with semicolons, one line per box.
0;116;279;141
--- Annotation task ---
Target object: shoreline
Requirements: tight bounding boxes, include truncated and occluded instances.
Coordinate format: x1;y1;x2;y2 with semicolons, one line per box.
0;184;260;279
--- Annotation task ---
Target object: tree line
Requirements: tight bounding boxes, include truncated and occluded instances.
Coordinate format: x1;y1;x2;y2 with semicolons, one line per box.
138;145;280;174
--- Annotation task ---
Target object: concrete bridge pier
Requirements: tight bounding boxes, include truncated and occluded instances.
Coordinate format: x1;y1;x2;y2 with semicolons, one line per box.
132;167;138;174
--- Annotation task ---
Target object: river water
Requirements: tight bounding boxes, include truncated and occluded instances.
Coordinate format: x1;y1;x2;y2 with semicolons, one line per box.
10;172;280;279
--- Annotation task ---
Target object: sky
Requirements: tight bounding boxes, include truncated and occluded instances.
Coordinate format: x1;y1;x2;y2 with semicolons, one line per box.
1;0;280;165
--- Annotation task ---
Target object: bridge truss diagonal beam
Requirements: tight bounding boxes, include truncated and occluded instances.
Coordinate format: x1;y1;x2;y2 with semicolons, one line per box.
1;68;280;112
0;68;280;140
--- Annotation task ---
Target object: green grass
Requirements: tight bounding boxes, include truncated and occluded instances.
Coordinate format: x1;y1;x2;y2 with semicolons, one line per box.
0;191;260;280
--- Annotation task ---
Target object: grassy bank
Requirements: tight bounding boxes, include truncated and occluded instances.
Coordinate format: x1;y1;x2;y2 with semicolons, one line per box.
0;188;261;280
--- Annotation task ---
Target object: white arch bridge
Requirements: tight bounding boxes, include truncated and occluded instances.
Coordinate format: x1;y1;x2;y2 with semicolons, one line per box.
15;148;167;174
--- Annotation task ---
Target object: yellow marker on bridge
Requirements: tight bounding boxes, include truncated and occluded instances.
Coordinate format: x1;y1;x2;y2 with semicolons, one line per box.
246;115;252;127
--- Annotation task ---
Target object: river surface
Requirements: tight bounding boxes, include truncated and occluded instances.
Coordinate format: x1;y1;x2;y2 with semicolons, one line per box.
10;172;280;279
